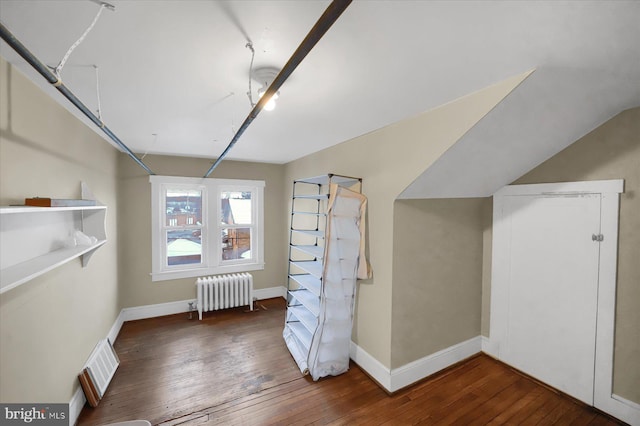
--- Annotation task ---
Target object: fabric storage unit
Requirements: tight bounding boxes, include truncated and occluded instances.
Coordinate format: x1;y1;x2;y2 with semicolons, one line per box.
283;174;371;380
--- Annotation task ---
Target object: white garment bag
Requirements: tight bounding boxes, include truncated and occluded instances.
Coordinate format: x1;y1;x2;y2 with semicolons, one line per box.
283;183;370;380
308;189;363;379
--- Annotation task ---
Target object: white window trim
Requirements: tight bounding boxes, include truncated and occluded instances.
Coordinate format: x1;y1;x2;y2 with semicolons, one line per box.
150;176;265;282
158;180;208;277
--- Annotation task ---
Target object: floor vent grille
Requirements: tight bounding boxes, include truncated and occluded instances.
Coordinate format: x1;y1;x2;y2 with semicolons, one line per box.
78;339;119;407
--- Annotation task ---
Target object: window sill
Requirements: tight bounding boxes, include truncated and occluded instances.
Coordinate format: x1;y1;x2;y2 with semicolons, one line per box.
152;262;265;282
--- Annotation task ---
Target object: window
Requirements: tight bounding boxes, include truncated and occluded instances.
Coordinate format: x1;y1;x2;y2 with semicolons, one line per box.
165;187;203;267
150;176;264;281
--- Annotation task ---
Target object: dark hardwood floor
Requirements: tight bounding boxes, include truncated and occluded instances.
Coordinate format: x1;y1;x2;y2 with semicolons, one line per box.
77;298;623;426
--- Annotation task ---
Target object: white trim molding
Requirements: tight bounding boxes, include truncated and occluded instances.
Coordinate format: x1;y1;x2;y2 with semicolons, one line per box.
254;285;287;300
481;335;492;353
604;394;640;426
149;176;266;282
68;386;86;426
610;395;640;426
107;311;125;345
111;286;285;330
493;179;624;197
349;336;482;394
121;298;197;322
349;341;392;391
390;336;481;392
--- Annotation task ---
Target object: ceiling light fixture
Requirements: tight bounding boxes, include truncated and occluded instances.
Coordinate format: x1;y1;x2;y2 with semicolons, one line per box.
257;86;279;111
251;66;281;111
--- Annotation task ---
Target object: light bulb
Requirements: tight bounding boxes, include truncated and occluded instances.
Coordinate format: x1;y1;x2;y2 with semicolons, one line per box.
264;97;276;111
257;87;279;111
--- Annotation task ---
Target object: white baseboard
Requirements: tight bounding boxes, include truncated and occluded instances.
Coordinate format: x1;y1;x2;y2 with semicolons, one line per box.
481;335;490;350
108;298;195;343
349;341;392;391
350;336;482;393
70;286;284;425
110;285;284;341
254;285;287;300
68;386;86;426
606;393;640;425
390;336;482;392
107;310;125;345
613;393;640;411
121;298;197;322
481;335;499;357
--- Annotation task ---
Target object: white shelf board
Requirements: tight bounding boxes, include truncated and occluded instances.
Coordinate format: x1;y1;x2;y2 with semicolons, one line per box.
0;205;106;214
286;322;312;351
291;244;324;259
288;305;318;334
0;240;106;294
293;194;328;200
291;229;324;239
292;211;327;217
289;289;320;317
290;260;323;278
289;274;321;297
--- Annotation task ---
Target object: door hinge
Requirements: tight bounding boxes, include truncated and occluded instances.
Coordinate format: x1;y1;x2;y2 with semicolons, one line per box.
592;234;604;242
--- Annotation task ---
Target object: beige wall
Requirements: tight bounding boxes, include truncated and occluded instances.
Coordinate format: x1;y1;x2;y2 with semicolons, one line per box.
481;108;640;403
118;154;287;308
391;198;486;368
284;71;529;367
0;58;120;402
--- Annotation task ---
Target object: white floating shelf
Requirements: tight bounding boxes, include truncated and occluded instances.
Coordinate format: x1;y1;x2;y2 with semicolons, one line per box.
0;241;106;294
0;183;107;294
0;205;105;214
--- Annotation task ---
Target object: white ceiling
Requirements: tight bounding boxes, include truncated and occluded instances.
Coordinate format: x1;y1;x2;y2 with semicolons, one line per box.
1;0;639;171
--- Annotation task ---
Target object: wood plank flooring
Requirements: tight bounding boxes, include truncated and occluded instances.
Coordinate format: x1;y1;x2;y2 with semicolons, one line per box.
77;298;623;426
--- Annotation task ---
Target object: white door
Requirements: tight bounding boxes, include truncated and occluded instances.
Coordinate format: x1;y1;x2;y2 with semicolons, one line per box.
489;180;635;423
499;193;601;404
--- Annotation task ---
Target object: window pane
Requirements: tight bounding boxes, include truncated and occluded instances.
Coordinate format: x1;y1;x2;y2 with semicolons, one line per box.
166;189;202;227
221;191;252;225
167;229;202;266
221;227;251;261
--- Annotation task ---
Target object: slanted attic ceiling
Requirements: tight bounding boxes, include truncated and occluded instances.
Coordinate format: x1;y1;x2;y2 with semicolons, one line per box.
399;66;640;199
0;1;638;197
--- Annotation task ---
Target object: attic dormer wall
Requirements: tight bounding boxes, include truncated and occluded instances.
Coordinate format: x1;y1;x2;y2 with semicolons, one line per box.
283;71;528;372
0;56;120;405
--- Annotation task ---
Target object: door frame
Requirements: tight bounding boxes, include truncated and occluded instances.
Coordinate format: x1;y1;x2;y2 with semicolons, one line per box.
485;179;638;423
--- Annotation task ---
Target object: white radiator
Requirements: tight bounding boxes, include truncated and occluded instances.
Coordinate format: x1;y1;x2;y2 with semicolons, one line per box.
196;273;254;320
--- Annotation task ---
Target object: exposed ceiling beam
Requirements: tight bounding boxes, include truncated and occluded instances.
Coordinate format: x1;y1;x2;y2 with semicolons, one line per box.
0;21;155;175
203;0;353;177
